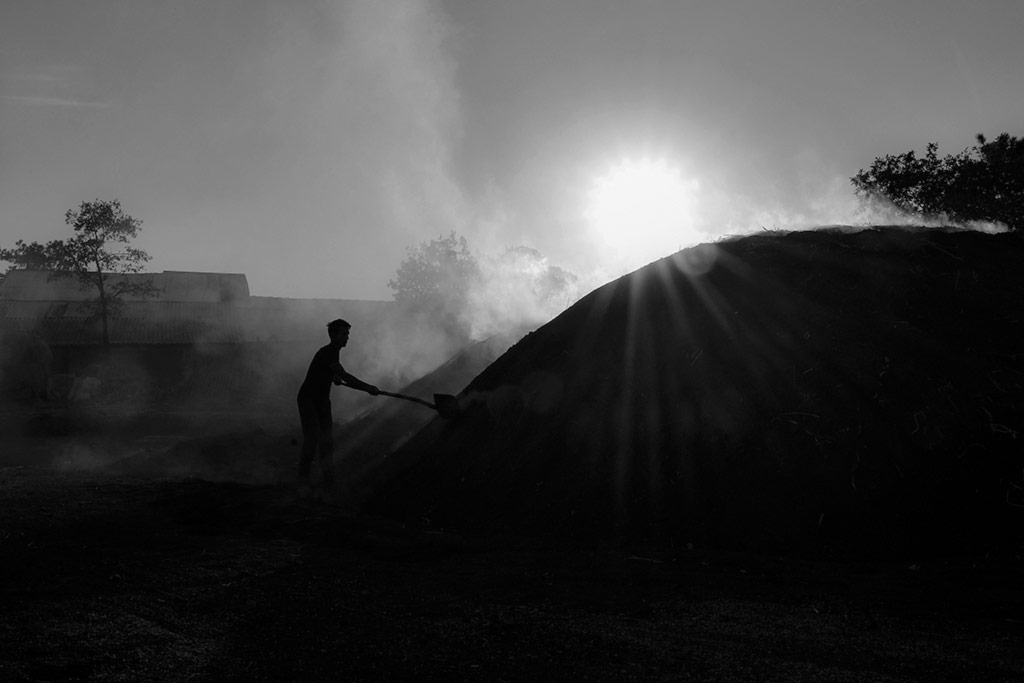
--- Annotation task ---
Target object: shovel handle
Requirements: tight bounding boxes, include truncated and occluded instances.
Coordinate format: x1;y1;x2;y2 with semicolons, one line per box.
377;390;438;411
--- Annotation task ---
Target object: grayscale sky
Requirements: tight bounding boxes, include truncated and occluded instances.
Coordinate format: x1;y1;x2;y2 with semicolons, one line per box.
2;0;1021;299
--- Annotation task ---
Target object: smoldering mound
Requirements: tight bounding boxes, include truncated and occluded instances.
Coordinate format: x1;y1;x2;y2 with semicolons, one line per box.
333;332;524;500
364;227;1024;555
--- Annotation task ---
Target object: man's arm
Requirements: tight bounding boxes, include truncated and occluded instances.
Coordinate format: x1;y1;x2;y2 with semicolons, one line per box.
331;363;379;395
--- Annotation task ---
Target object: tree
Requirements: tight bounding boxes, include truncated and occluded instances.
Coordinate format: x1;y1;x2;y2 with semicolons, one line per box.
387;231;479;309
387;231;480;341
388;231;480;304
852;132;1024;231
387;232;580;340
0;199;159;346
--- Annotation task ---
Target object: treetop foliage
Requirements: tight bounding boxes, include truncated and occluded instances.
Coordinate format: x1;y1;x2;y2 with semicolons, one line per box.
1;199;151;277
852;132;1024;231
387;231;580;340
54;200;156;301
387;231;479;304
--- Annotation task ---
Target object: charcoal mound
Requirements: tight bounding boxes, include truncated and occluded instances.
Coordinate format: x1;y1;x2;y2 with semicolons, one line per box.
334;332;521;498
366;227;1024;556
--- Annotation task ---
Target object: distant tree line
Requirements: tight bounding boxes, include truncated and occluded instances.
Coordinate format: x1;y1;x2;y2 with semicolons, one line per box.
852;132;1024;231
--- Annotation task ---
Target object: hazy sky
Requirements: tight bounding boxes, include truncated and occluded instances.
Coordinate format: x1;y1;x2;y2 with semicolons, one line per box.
2;0;1022;299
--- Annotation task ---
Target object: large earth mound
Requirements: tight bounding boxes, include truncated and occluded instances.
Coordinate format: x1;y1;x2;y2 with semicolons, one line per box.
365;227;1024;555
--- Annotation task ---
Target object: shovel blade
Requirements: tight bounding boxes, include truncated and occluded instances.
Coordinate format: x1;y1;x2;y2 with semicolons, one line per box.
433;393;461;419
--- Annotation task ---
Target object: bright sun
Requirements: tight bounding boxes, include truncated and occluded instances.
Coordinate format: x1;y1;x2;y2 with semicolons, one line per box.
585;158;701;271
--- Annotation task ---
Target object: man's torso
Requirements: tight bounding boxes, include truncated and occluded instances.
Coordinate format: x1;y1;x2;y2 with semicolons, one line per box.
297;343;342;401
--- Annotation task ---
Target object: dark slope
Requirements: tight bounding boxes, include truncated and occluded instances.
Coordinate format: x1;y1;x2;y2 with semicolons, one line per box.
367;227;1024;555
333;331;521;497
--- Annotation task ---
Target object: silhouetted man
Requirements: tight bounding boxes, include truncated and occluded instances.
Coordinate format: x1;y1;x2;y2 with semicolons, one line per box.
297;318;379;487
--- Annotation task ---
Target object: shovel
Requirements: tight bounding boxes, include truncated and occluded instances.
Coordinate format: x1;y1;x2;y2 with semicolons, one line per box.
377;390;461;419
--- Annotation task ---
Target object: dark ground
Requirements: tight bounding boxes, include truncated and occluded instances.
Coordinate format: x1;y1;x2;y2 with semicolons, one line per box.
1;450;1022;682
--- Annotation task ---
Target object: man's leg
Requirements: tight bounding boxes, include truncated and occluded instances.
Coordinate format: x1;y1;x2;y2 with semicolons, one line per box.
315;401;336;486
297;398;319;480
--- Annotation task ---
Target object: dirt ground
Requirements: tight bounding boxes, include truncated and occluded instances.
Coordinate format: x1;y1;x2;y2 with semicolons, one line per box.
1;432;1022;682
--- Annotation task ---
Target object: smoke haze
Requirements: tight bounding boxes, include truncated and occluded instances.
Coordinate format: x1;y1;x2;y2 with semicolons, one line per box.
2;1;1021;296
1;1;474;301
